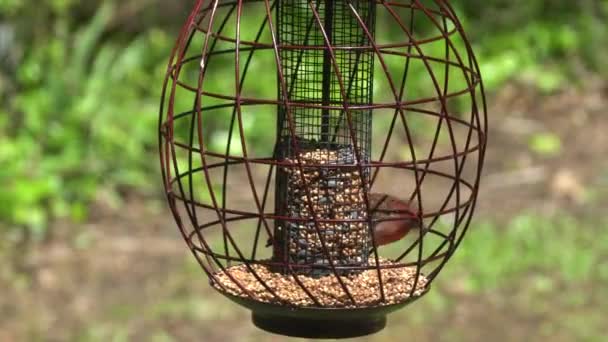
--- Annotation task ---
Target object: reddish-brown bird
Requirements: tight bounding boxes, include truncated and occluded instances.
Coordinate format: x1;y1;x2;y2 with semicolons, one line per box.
368;193;422;247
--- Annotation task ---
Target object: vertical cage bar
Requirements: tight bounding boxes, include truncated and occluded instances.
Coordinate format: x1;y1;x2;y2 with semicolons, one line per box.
321;0;334;143
274;0;376;276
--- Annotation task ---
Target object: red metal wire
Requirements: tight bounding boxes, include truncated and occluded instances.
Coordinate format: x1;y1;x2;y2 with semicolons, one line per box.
159;0;487;308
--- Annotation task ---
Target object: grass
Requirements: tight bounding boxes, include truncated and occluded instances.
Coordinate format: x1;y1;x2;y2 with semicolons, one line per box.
447;213;608;292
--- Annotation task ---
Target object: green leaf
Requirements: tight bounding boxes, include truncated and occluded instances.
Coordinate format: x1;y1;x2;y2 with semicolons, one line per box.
529;133;562;157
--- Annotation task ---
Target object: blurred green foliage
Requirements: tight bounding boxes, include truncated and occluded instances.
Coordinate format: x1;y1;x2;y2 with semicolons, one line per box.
459;0;608;88
528;132;562;157
0;0;606;234
1;1;173;235
451;213;607;291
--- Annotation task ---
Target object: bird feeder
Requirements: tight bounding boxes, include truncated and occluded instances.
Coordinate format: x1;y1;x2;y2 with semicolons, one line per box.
159;0;487;339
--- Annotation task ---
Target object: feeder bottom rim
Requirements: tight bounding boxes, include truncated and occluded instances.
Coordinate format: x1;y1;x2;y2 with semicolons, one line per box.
252;311;387;339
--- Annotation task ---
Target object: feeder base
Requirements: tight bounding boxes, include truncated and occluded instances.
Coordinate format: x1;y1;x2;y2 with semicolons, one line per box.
252;312;386;339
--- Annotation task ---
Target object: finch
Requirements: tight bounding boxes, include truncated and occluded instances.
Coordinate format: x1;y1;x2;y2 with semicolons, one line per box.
368;193;422;247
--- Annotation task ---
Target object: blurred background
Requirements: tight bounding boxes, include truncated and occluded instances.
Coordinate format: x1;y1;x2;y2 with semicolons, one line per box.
1;0;607;341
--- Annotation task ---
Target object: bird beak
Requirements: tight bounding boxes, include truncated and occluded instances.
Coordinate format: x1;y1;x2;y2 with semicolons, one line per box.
412;215;427;232
417;219;432;237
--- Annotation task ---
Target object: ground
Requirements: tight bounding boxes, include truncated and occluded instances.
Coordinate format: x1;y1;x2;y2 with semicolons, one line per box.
1;81;607;341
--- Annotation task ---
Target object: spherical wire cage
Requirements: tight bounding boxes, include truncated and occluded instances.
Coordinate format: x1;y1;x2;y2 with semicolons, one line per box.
159;0;487;338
